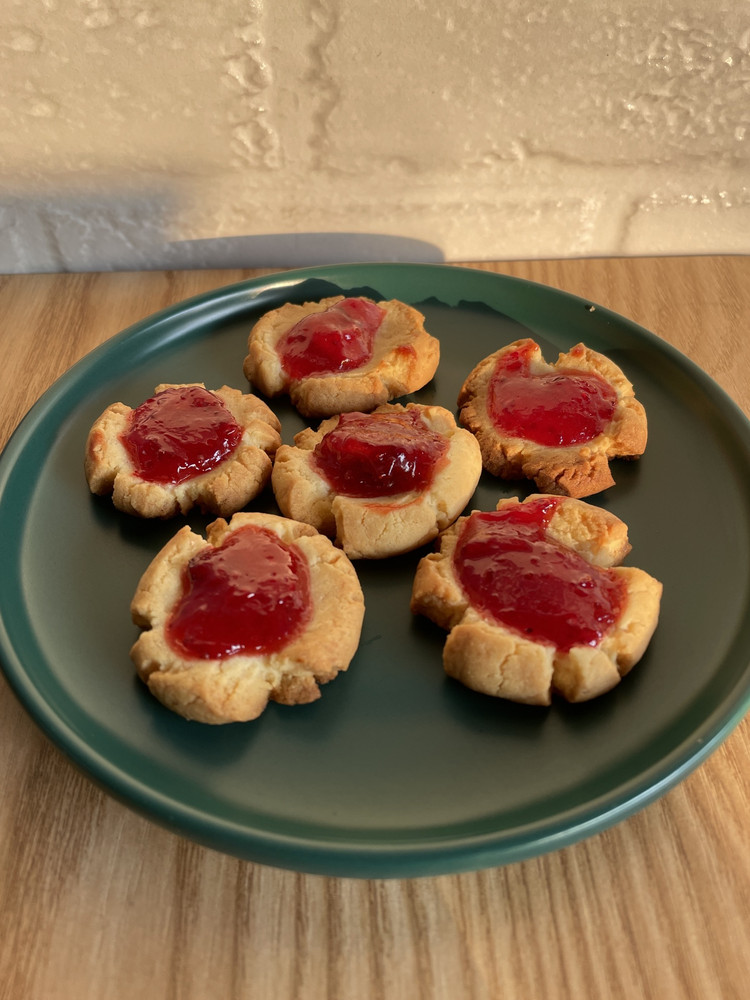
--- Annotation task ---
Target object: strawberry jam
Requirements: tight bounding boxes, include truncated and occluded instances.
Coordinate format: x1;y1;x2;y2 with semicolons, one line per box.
488;344;618;447
278;297;384;379
122;386;243;485
167;526;312;660
312;409;448;497
452;498;625;651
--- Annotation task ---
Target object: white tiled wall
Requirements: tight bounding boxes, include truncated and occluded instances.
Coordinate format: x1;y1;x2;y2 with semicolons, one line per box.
1;0;748;272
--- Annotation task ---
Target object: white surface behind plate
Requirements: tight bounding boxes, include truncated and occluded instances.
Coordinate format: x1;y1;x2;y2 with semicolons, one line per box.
1;0;747;272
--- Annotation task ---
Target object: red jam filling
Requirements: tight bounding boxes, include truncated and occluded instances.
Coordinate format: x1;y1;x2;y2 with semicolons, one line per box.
278;297;385;379
312;409;448;497
121;385;243;485
487;344;618;447
166;526;312;660
452;498;626;651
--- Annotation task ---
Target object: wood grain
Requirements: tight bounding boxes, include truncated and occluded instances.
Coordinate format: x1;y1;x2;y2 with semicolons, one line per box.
0;258;748;1000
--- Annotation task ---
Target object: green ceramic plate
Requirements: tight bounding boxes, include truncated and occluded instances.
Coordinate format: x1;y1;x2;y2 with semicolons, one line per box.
1;263;750;879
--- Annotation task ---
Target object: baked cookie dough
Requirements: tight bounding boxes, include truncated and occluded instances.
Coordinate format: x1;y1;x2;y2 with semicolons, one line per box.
271;403;482;559
85;383;282;518
243;295;440;418
130;512;365;723
457;338;647;498
411;494;662;705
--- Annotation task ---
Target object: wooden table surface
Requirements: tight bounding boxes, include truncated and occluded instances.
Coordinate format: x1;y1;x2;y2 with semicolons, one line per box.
0;256;748;999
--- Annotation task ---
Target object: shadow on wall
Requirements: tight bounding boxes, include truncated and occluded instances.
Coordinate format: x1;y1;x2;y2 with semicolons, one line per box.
0;191;444;273
169;233;445;269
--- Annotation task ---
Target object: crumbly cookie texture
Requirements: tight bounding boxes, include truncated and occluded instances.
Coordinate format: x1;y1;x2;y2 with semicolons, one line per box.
410;495;662;705
243;295;440;418
457;339;647;498
130;512;365;724
271;403;482;559
85;383;282;518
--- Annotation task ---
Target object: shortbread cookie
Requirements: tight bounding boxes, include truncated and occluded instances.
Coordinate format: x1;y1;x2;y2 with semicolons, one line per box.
130;512;365;723
85;383;282;518
411;494;662;704
271;403;482;559
457;338;647;497
243;295;440;418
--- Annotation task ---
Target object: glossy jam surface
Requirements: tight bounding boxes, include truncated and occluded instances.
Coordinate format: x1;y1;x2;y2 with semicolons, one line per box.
167;526;311;660
122;385;243;485
488;345;618;447
313;409;448;497
453;498;625;651
278;297;384;379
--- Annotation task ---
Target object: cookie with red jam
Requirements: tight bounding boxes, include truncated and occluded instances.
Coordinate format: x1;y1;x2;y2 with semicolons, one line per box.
85;383;282;518
130;512;365;723
271;403;482;559
243;295;440;419
410;494;662;704
457;338;647;498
